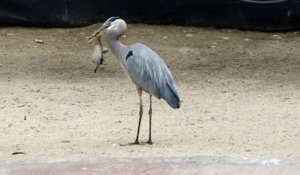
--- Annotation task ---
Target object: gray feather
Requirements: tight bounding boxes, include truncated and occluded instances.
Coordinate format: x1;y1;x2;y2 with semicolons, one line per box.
125;43;180;108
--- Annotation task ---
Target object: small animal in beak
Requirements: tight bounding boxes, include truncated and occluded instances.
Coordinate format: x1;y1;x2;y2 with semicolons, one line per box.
88;36;108;73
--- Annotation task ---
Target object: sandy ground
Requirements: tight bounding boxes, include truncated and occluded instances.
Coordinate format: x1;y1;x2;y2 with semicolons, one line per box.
0;23;299;160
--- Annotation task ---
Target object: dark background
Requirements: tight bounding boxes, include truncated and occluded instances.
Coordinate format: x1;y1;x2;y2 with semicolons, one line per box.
0;0;299;31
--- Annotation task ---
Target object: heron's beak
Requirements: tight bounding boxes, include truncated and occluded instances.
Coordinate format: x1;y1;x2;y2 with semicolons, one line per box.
87;24;108;43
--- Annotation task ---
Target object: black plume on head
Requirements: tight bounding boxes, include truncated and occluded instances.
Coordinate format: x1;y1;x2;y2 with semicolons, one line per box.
108;16;120;22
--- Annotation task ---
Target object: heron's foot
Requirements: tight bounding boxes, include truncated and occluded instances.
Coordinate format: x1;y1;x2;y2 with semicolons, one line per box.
124;140;152;146
147;140;153;145
128;139;141;145
119;142;140;146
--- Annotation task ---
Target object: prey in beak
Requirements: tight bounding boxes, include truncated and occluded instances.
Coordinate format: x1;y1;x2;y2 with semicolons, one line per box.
86;28;103;43
87;22;109;43
86;17;119;72
87;22;110;73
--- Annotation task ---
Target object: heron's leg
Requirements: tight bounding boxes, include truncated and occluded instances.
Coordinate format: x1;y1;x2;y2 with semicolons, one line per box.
147;94;153;144
134;87;143;144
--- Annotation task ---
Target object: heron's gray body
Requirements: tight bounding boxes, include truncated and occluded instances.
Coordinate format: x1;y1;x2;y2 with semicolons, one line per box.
105;28;180;109
125;43;180;108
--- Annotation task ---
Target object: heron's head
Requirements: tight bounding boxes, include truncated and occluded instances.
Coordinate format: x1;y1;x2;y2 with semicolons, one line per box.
87;17;126;43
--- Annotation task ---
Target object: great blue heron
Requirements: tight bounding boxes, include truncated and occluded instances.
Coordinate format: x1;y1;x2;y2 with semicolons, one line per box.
88;17;180;144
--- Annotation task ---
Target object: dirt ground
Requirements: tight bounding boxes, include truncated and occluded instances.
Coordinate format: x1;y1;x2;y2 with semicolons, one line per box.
0;23;299;160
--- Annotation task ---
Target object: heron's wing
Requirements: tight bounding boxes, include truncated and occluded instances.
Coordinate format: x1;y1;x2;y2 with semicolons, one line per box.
125;43;180;108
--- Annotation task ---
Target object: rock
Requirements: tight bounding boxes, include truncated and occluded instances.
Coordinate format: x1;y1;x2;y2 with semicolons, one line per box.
34;39;45;44
222;37;229;40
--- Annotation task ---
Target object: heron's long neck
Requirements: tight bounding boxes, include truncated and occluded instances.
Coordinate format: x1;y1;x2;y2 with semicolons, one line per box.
106;35;128;65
